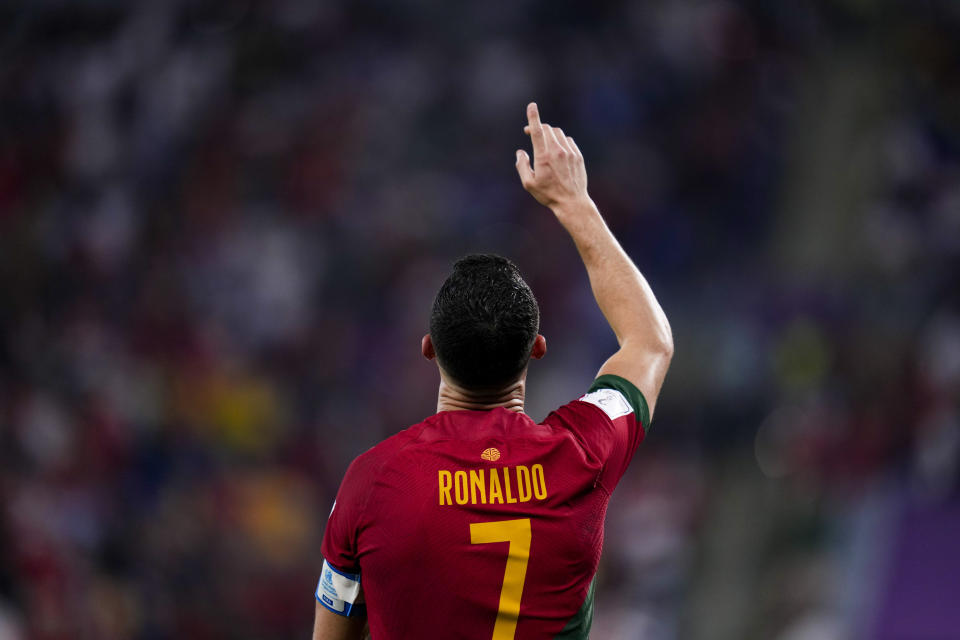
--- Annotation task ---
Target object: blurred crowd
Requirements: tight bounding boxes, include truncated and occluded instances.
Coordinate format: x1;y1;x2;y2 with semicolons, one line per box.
0;1;958;639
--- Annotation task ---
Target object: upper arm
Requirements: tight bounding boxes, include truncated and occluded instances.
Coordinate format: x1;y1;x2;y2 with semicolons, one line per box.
316;457;373;635
596;339;672;420
313;602;366;640
321;454;375;578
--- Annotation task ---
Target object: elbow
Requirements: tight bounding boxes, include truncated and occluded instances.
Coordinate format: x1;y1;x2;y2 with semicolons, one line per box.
655;321;674;362
662;332;675;360
630;324;673;363
619;318;673;362
658;331;674;362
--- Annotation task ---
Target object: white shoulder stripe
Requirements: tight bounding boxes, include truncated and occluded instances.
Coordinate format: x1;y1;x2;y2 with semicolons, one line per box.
578;388;633;420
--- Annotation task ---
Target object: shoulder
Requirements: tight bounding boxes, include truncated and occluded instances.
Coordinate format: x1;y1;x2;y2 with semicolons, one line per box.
543;375;649;429
539;374;650;483
341;419;429;486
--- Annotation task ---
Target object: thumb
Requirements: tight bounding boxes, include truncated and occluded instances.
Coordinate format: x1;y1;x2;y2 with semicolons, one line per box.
515;149;534;186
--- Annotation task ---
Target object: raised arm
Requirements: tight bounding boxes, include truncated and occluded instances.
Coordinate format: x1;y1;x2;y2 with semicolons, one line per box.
515;102;673;418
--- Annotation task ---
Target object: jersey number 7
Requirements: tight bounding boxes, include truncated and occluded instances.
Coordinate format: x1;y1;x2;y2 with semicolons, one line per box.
469;518;532;640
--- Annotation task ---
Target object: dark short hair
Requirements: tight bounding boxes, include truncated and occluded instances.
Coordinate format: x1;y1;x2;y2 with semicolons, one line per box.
429;254;540;388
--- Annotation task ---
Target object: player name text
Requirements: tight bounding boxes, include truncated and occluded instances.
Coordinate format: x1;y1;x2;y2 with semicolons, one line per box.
438;465;547;506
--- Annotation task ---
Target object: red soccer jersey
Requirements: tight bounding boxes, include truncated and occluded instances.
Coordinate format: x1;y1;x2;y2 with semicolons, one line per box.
317;375;649;639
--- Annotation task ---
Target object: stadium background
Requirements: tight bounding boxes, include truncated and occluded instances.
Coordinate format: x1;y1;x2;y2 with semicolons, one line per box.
1;0;958;638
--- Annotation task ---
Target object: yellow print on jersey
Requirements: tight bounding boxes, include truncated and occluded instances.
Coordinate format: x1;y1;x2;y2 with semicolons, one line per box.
438;465;548;506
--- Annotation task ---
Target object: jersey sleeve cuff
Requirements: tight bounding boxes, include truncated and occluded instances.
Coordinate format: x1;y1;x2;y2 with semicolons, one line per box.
588;374;651;431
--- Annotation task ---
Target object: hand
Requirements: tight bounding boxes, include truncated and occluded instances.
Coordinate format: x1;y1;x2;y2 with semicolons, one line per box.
515;103;590;212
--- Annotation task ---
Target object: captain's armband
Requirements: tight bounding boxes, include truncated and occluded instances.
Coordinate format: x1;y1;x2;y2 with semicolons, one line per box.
316;559;365;617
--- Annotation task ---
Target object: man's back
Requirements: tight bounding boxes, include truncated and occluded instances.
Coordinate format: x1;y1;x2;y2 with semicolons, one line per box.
312;103;673;639
320;380;648;639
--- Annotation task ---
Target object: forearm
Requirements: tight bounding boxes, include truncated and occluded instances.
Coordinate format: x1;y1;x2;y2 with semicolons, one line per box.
553;199;673;354
515;101;673;411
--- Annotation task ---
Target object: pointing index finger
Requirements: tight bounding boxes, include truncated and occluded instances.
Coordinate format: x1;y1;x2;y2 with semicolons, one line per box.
526;102;545;156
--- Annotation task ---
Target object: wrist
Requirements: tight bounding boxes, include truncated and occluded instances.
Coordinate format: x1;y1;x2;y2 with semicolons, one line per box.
550;197;603;231
550;196;598;219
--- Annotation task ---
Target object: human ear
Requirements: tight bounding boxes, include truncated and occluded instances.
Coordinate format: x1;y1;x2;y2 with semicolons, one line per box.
422;334;436;360
530;334;547;360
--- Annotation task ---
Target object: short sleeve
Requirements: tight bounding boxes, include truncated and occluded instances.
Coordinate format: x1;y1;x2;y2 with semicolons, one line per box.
585;374;650;428
544;374;650;492
317;457;371;616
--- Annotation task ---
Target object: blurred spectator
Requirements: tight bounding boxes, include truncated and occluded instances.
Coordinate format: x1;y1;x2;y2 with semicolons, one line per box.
0;1;957;638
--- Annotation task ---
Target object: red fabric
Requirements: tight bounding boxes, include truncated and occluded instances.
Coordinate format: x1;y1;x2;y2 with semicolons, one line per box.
320;397;644;639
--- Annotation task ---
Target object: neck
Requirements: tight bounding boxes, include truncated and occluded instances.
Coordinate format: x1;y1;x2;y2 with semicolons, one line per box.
436;376;526;413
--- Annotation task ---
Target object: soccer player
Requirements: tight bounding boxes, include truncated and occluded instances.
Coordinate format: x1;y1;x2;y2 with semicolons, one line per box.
313;103;673;639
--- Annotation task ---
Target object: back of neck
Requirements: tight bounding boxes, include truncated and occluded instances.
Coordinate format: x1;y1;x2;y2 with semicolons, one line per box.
435;377;526;413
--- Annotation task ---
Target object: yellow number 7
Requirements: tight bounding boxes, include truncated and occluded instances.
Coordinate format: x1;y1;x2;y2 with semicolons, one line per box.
469;518;532;640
